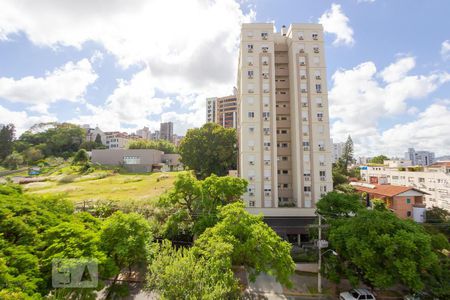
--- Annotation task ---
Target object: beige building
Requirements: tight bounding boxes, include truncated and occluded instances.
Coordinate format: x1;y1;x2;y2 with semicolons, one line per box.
360;161;450;211
216;95;238;129
104;132;133;149
91;149;182;172
237;23;333;219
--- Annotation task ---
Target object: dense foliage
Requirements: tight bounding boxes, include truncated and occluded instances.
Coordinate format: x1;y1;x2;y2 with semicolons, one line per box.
178;123;237;178
127;139;177;154
0;124;15;161
17;122;85;159
155;171;247;238
369;155;389;164
147;202;295;298
316;193;450;297
0;187;153;299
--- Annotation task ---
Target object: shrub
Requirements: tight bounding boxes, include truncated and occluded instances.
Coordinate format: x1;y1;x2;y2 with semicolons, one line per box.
58;174;78;184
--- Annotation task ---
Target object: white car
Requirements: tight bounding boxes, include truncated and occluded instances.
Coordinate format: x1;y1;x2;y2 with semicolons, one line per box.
340;289;376;300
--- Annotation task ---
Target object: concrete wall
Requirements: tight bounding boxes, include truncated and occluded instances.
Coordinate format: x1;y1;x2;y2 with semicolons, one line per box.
91;149;163;166
161;153;181;166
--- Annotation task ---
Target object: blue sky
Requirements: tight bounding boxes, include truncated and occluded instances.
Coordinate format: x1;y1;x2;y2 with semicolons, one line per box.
0;0;449;157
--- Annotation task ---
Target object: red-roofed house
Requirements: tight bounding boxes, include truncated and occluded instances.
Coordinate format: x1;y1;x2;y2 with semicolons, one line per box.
350;182;428;222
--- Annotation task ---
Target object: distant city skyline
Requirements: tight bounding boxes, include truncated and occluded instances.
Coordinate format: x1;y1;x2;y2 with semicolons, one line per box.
0;1;449;156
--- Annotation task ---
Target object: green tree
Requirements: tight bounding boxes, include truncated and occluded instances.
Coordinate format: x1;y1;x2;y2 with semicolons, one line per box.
316;191;363;219
94;133;103;145
178;123;237;178
325;209;438;292
369;155;389;164
18;122;85;158
22;147;44;164
146;240;239;299
72;149;89;165
0;124;15;161
334;183;357;194
99;212;153;277
332;167;348;187
196;202;295;287
2;152;23;169
157;172;247;238
128;139;177;154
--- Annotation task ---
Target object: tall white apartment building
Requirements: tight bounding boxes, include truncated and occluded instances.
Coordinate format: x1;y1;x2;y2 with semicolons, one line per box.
206;97;217;123
237;23;333;219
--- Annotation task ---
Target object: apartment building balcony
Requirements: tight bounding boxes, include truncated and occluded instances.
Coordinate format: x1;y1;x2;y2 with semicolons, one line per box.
278;188;293;198
276;120;290;128
277;147;291;156
277;174;292;183
276;133;290;142
275;68;289;76
275;55;288;64
276;106;290;115
277;160;291;169
275;81;289;89
276;93;289;102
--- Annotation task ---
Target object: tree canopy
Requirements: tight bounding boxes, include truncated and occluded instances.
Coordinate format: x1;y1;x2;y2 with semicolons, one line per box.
178;123;237;178
0;124;15;161
369;155;389;164
128;139;177;154
156;172;247;238
316;191;363;219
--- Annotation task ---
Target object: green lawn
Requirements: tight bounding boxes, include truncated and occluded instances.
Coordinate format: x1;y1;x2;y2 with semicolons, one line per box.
24;170;179;203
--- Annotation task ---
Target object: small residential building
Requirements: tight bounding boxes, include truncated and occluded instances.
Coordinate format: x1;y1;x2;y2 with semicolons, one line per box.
104;132;132;149
360;161;450;210
160;122;174;143
405;148;435;166
91;149;182;172
351;182;427;222
84;126;106;145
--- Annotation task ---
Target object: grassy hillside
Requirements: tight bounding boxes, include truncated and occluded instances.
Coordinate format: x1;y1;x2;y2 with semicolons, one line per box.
24;168;179;203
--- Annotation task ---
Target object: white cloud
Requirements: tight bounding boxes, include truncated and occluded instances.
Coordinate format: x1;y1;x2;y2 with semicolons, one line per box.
329;56;450;156
0;0;254;134
0;59;97;106
441;40;450;60
318;3;354;46
380;103;450;156
357;0;375;3
0;105;56;135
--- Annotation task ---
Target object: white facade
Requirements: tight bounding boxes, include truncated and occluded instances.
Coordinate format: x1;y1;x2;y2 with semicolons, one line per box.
206;97;217;123
237;23;333;217
136;126;152;140
105;132;131;149
360;164;450;210
332;139;345;163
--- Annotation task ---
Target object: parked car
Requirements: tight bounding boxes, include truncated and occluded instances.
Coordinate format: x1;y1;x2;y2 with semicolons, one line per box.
340;289;376;300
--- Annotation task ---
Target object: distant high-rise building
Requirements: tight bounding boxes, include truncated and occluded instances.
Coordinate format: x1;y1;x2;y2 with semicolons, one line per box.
405;148;435;166
160;122;174;142
206;97;217;123
136;126;151;140
216;95;238;129
237;23;332;220
151;130;160;140
331;139;345;163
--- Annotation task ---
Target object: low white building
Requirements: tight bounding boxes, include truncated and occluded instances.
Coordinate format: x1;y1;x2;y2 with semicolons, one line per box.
360;161;450;211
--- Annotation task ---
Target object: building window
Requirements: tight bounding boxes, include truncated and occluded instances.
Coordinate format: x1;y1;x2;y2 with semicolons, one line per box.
315;84;321;93
248;112;255;118
406;198;411;204
261;32;268;39
304;186;311;192
247;70;254;78
249;201;255;207
123;156;140;165
407;211;411;217
248;44;253;52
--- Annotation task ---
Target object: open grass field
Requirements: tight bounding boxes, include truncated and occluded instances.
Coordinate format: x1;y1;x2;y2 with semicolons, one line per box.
24;169;180;203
